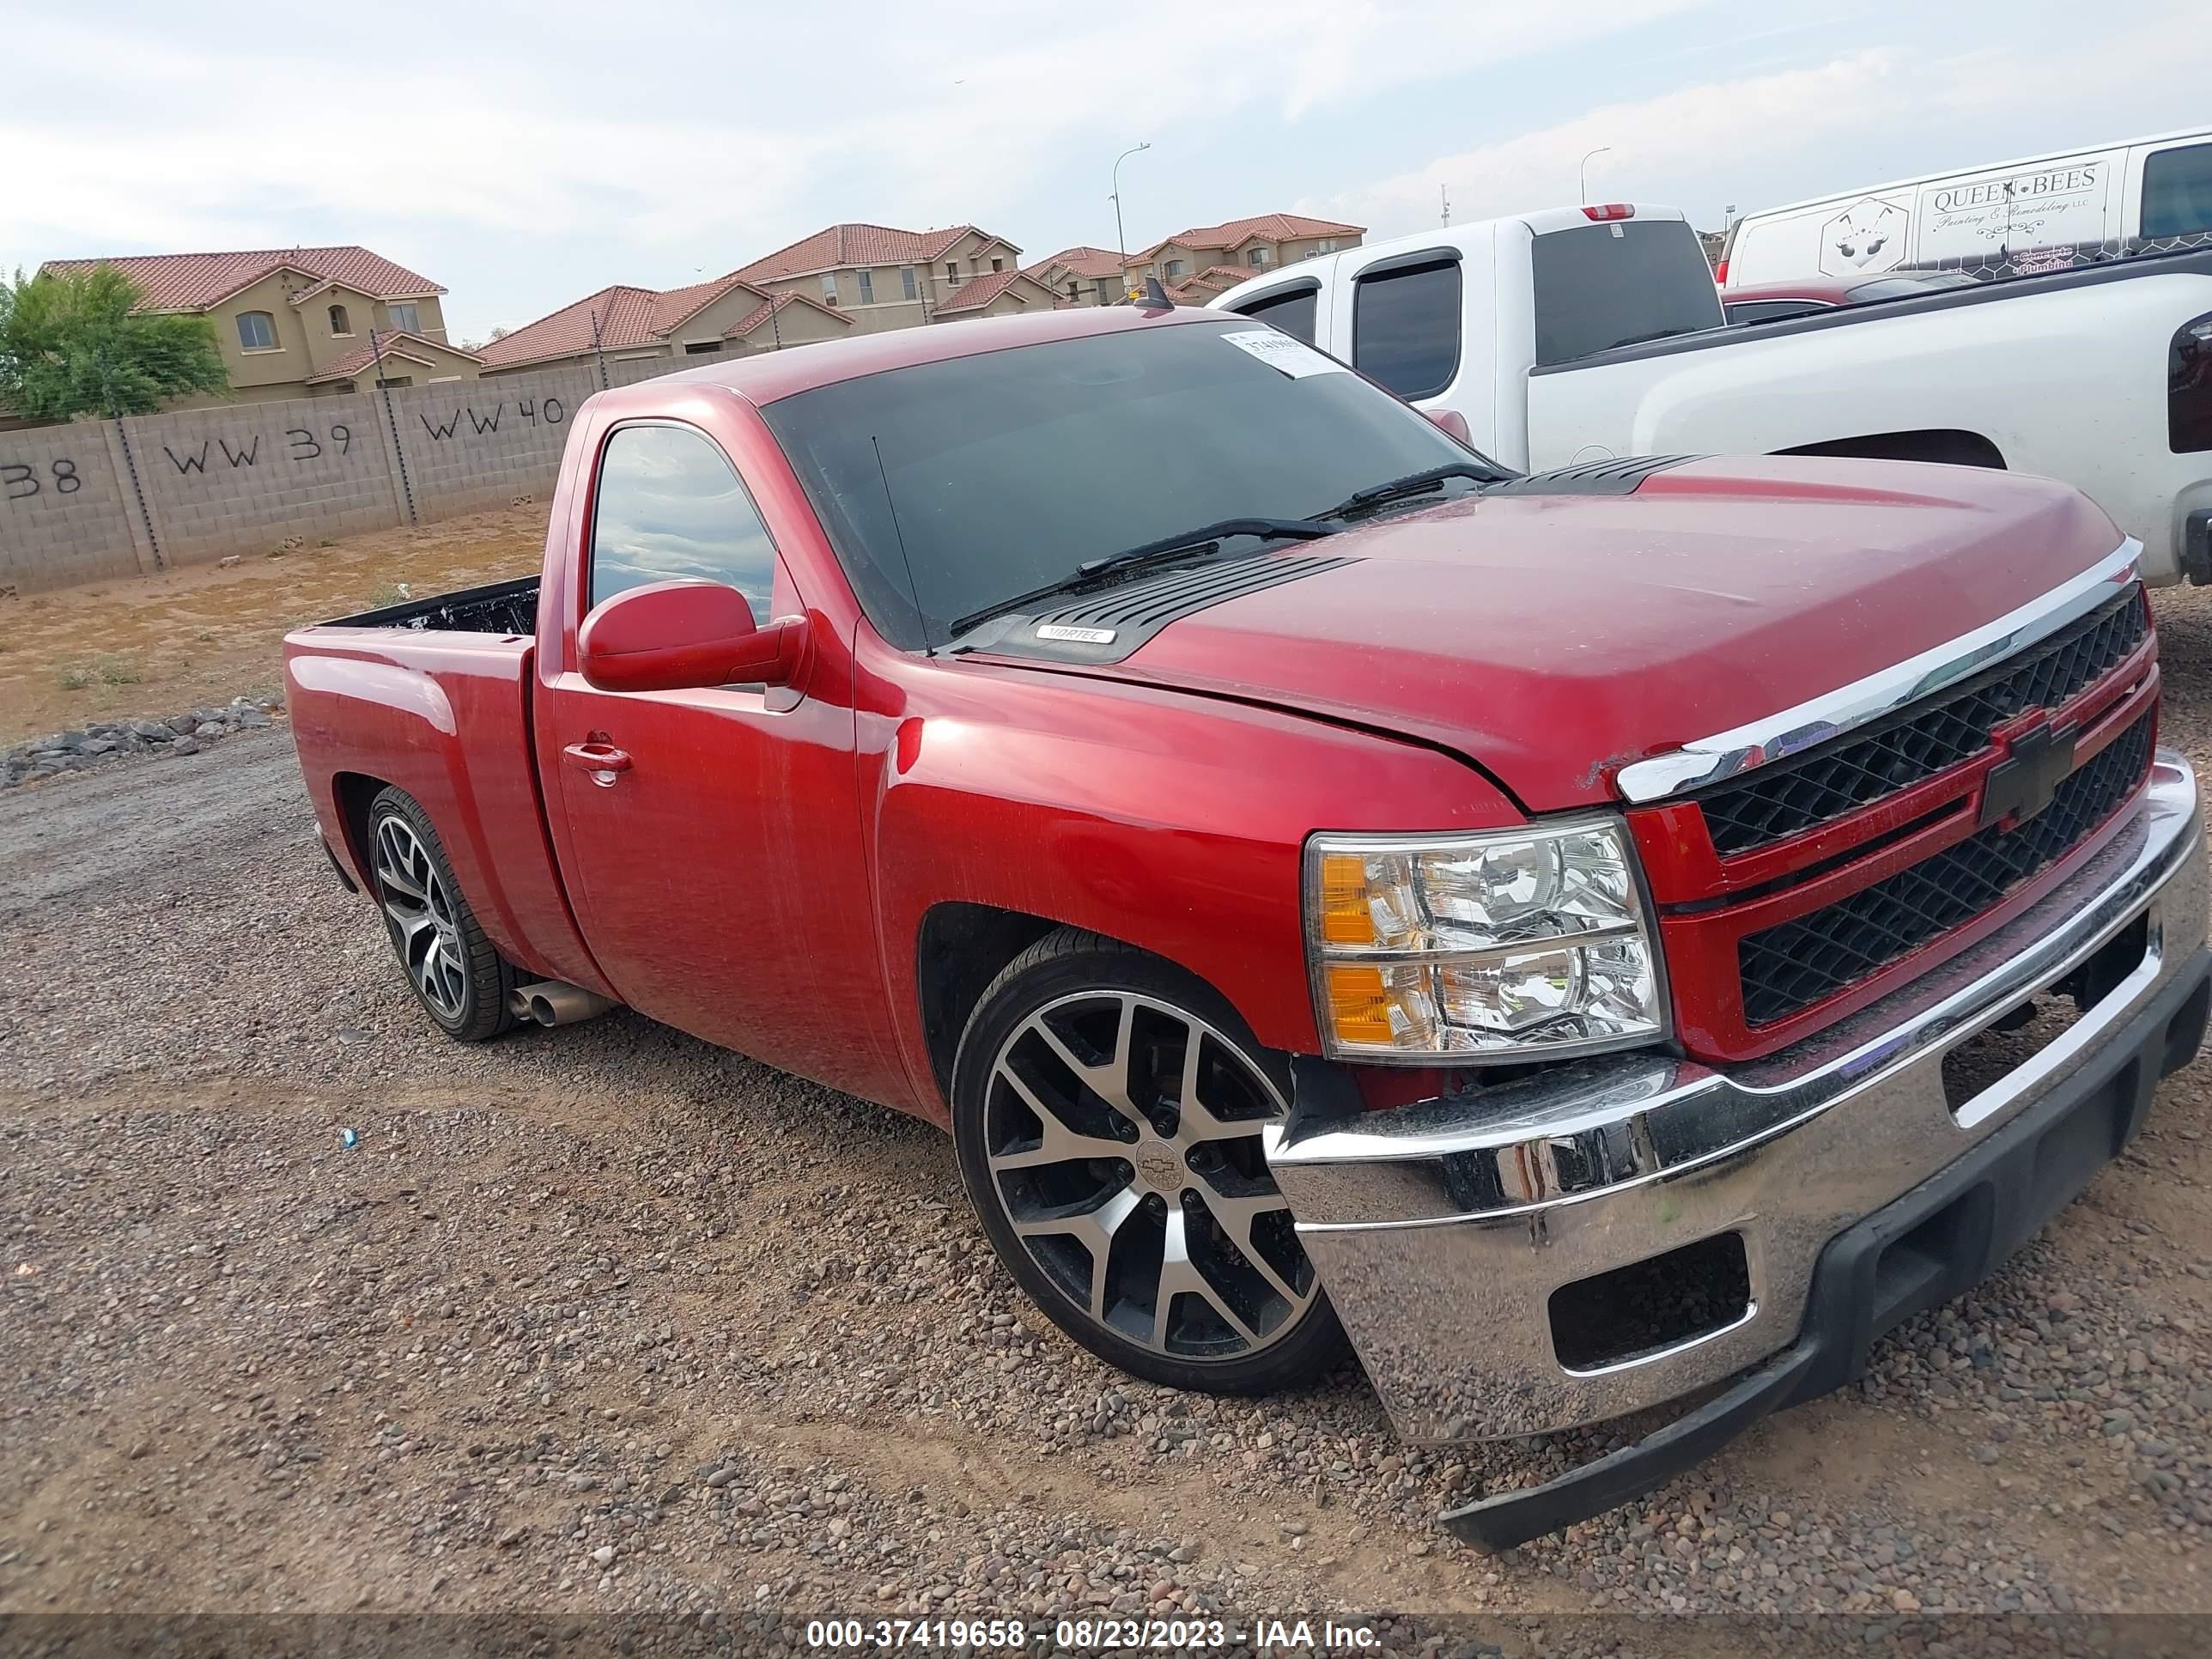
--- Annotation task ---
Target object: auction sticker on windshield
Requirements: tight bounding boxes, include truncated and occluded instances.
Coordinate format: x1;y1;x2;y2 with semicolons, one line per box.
1220;329;1347;378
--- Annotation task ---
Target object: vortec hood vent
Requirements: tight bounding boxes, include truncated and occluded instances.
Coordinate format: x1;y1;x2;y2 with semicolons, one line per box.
966;552;1354;665
1492;454;1703;496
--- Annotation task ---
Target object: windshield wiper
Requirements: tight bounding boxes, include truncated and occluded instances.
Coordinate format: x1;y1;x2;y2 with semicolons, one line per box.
1320;460;1504;520
948;517;1339;639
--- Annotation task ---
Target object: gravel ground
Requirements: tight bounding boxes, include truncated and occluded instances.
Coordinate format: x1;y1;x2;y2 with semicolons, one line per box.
5;594;2212;1656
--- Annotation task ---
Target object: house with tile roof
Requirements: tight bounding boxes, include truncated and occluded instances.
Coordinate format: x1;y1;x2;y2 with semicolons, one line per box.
1024;246;1130;307
37;245;481;404
1120;213;1366;303
475;273;852;377
731;222;1029;331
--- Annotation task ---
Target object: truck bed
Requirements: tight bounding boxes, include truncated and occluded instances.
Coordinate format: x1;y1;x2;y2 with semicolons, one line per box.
326;574;538;635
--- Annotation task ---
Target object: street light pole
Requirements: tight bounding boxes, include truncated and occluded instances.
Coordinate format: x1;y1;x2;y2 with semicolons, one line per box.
1579;146;1613;205
1111;142;1152;297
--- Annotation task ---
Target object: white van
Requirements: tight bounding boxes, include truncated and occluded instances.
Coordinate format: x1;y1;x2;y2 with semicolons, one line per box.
1720;127;2212;288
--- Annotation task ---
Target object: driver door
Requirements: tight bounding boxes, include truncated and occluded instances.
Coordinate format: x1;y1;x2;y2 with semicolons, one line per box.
541;419;886;1095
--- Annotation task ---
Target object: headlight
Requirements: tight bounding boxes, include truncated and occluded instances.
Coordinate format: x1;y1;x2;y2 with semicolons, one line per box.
1304;818;1667;1062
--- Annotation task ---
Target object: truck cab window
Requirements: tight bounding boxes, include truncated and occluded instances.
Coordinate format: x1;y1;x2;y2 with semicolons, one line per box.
2142;143;2212;240
1231;285;1318;345
588;424;776;616
1352;258;1461;400
1725;300;1832;325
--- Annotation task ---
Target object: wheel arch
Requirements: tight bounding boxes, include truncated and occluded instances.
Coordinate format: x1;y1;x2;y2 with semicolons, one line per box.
1776;428;2008;469
915;902;1081;1103
331;769;393;884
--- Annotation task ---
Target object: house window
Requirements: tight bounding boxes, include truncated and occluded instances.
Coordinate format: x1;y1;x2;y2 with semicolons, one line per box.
1165;259;1187;279
823;274;839;306
388;302;421;332
1246;247;1272;268
945;262;958;282
859;270;875;304
328;303;352;336
684;341;723;355
902;266;918;301
1068;282;1080;301
374;375;413;388
1317;239;1339;254
991;258;1004;273
1096;280;1115;304
235;311;277;350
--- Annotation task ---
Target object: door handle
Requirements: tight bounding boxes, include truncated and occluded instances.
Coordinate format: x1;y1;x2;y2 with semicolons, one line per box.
562;741;632;781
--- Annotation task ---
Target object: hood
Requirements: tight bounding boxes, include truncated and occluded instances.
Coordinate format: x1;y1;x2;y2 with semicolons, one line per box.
1042;456;2129;811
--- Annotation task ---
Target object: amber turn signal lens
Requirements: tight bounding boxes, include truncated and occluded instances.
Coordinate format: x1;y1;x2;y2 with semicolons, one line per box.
1318;854;1375;945
1323;963;1393;1045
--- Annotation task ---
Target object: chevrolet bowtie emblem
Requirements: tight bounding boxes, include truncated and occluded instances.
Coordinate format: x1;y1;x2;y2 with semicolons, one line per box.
1978;720;2077;831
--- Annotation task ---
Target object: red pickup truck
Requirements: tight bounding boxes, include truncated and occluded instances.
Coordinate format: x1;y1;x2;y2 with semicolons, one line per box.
286;303;2210;1548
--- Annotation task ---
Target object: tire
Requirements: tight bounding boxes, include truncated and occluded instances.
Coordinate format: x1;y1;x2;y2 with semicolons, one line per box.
365;786;517;1042
951;927;1346;1395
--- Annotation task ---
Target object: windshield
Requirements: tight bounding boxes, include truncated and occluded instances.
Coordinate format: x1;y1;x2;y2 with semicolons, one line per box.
1529;219;1724;365
759;318;1489;648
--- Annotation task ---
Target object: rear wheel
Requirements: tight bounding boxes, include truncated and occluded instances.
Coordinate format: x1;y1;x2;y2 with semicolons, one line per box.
951;929;1345;1394
367;786;516;1042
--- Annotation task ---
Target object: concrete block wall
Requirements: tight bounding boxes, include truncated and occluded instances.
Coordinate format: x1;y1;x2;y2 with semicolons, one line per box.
130;393;399;565
0;424;145;592
391;368;599;520
0;357;698;595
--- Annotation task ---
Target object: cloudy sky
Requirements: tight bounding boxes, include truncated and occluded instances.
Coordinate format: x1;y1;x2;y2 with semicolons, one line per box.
3;1;2199;343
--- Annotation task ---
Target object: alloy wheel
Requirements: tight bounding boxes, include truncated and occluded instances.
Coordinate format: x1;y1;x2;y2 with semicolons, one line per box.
373;815;468;1022
981;990;1318;1361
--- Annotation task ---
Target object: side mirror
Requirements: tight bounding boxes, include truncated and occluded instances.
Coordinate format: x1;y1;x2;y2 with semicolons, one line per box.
578;578;802;693
1425;407;1473;445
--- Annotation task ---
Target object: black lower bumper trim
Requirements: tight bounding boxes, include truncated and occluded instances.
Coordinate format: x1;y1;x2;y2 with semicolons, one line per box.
1439;945;2212;1553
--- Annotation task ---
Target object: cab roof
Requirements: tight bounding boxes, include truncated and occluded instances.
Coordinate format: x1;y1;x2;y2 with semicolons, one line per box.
611;301;1220;409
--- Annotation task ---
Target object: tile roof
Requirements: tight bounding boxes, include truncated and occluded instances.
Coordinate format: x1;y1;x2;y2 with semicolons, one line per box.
1025;246;1125;282
1129;211;1364;264
651;274;765;335
305;331;482;385
935;270;1031;314
474;285;669;368
725;290;854;338
1165;265;1253;302
732;222;1012;283
39;246;445;313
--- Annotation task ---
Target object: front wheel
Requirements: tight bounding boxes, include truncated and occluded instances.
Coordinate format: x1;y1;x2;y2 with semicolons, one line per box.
366;786;517;1042
951;929;1346;1395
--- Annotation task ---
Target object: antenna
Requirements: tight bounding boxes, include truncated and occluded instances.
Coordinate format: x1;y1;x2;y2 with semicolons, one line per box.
872;435;933;655
1440;184;1451;227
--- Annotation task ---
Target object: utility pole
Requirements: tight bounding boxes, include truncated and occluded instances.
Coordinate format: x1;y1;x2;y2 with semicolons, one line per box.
1111;142;1152;300
588;307;609;389
1440;184;1451;227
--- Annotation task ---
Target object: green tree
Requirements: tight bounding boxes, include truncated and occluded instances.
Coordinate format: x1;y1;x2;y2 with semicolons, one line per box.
0;264;230;423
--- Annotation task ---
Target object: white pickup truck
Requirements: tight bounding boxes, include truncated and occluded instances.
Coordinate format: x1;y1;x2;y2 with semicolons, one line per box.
1212;205;2212;586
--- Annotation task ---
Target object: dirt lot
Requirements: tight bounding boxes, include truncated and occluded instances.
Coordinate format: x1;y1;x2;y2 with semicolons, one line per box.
0;506;544;745
2;539;2210;1654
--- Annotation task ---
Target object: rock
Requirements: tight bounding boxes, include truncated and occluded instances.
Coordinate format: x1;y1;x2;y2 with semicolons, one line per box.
703;1467;736;1488
168;714;199;735
217;555;241;568
172;738;201;757
194;724;225;740
236;708;272;729
130;720;173;742
590;1546;616;1567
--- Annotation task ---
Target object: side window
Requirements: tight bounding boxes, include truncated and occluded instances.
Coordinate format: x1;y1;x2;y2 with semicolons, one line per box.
1351;258;1461;400
2142;143;2212;240
236;310;277;350
589;425;777;617
1231;285;1318;345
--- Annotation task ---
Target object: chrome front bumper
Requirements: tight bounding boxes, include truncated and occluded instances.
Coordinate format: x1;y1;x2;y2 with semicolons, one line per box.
1267;752;2209;1445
